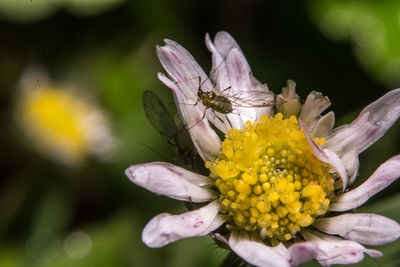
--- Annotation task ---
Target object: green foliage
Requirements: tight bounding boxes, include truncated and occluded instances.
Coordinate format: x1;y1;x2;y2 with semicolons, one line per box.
308;0;400;87
0;0;125;22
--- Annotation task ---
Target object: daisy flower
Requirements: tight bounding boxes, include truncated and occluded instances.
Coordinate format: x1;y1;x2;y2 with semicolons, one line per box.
125;32;400;266
16;67;115;166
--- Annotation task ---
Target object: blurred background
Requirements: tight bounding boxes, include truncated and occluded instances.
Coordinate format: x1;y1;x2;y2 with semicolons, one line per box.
0;0;399;266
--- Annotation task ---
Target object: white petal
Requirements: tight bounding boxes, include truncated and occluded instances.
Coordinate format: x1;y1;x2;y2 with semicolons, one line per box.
340;149;359;185
212;31;242;59
299;91;331;132
158;36;238;135
206;33;274;133
206;32;273;130
206;31;242;93
330;155;400;211
205;32;230;90
327;89;400;159
207;32;273;127
312;111;335;138
276;80;302;118
142;200;224;248
158;73;221;161
271;243;288;256
286;242;319;266
225;49;274;127
301;230;382;266
249;75;274;119
187;107;223;161
228;232;290;267
225;48;259;126
156;39;213;101
201;44;237;134
313;213;400;245
125;162;216;202
226;48;252;93
158;38;236;135
300;120;348;190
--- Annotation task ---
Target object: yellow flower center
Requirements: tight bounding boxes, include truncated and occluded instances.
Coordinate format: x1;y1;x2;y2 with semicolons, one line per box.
206;113;335;242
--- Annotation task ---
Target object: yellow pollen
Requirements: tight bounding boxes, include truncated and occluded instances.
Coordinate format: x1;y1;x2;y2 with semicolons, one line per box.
207;113;335;242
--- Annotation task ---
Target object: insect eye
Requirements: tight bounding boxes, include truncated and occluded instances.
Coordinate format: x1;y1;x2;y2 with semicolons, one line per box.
207;92;216;98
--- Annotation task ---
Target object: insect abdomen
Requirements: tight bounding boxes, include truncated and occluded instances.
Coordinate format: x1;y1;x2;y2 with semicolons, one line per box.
213;95;233;114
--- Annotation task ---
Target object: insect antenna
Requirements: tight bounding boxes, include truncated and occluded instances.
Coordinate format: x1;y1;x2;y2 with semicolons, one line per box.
136;141;170;162
175;48;230;91
370;257;383;267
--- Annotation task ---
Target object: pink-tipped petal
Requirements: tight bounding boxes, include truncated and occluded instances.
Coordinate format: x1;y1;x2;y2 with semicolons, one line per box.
226;48;252;93
225;48;273;125
327;89;400;162
330;155;400;211
157;39;226;132
365;249;384;258
301;230;382;266
313;213;400;245
207;32;273;130
205;32;230;91
224;48;257;127
156;39;212;101
212;31;242;59
125;162;216;202
142;200;224;248
287;242;319;266
207;33;269;130
300;120;348;190
205;36;243;132
158;73;221;161
228;232;290;267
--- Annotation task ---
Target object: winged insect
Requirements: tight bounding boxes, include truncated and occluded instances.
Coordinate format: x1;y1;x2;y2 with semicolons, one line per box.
196;76;276;114
182;75;278;131
142;90;195;166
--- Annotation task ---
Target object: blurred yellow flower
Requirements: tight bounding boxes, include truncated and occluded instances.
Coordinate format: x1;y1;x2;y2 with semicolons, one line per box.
16;67;115;166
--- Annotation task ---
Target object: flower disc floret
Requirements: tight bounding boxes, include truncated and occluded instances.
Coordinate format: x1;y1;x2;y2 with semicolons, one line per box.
206;113;335;242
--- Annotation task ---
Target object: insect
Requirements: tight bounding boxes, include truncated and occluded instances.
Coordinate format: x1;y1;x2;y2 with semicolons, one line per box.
196;82;233;114
187;76;279;130
142;90;196;166
197;77;276;111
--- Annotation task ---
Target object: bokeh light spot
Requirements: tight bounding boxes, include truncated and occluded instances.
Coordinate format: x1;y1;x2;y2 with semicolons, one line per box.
25;230;61;263
319;8;353;40
64;231;92;259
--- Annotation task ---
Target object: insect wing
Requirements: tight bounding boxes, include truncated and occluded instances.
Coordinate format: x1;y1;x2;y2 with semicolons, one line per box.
227;90;276;108
142;90;177;138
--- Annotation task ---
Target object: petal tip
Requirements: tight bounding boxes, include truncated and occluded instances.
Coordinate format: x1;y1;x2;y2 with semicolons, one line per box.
124;165;136;182
141;213;170;248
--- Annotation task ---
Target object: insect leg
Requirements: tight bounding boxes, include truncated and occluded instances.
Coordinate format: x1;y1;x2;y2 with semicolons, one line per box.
185;107;208;131
210;109;235;142
174;75;202;85
177;101;198;107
